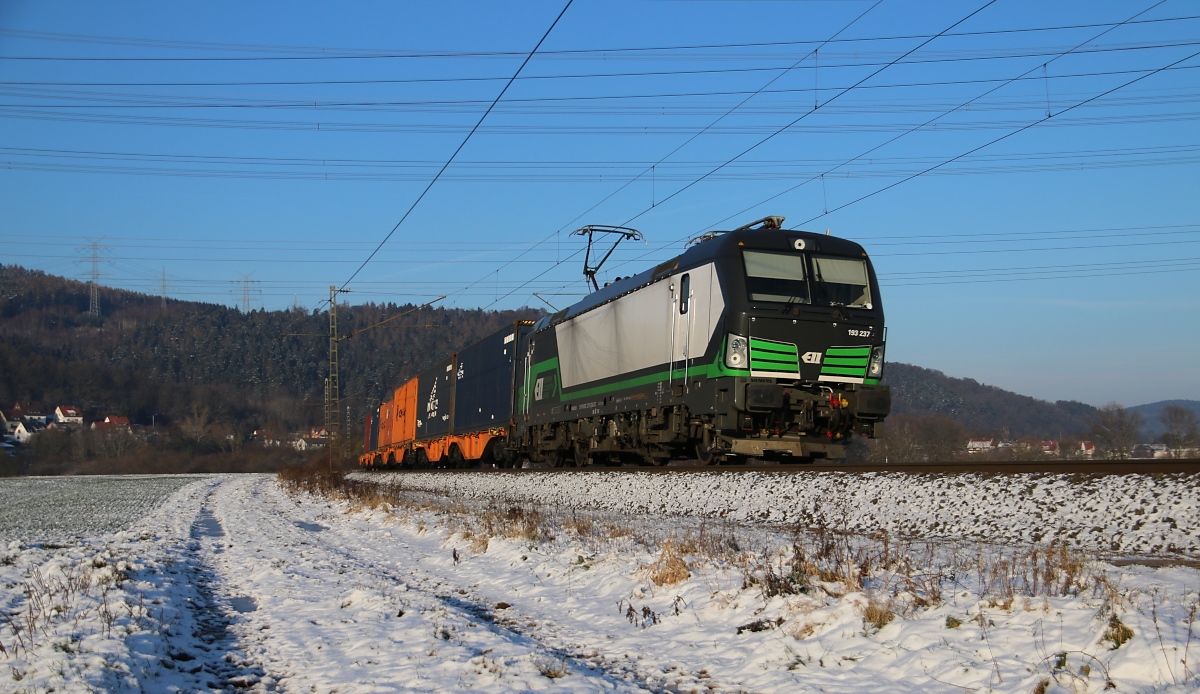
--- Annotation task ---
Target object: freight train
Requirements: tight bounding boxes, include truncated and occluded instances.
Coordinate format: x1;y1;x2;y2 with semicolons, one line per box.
360;217;890;468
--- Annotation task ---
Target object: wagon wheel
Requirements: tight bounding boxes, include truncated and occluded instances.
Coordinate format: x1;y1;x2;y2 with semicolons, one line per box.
478;439;500;469
447;444;466;469
696;444;718;465
415;448;429;469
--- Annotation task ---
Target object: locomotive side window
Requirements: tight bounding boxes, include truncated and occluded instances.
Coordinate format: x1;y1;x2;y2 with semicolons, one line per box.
812;256;872;308
679;273;690;314
743;250;810;304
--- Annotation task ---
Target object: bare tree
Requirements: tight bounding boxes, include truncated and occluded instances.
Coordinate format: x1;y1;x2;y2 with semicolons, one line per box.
865;413;966;463
1088;402;1143;459
180;404;213;445
1013;435;1045;460
1160;405;1199;458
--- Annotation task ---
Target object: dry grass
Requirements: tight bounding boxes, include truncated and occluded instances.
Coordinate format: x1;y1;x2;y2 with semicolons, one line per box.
860;593;895;633
644;541;691;587
1104;614;1134;649
469;533;491;554
480;505;548;543
563;514;594;536
600;522;635;539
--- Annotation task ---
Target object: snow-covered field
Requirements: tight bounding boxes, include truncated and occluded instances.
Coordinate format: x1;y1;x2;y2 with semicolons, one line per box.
0;475;204;542
0;472;1196;693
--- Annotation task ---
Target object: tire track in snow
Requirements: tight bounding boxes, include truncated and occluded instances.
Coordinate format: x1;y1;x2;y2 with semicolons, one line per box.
256;483;712;693
174;484;271;690
205;476;649;692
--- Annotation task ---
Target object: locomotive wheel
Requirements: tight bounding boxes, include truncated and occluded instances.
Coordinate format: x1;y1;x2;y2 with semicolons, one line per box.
572;444;590;468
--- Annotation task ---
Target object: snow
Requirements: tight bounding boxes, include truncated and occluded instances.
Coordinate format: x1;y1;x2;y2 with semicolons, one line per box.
0;475;204;542
369;470;1200;558
0;472;1196;693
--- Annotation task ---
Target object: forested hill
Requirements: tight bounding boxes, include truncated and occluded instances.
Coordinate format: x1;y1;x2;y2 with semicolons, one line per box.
3;264;1101;439
882;362;1096;438
0;265;538;433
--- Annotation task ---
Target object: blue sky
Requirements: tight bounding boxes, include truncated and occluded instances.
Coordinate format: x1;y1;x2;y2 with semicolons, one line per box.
1;0;1198;407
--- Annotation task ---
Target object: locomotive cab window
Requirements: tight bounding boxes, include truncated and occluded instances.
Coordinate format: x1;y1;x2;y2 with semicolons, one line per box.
812;256;872;308
743;250;810;304
679;273;690;314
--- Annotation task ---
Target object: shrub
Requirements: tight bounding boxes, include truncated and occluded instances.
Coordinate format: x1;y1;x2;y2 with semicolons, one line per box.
646;541;690;587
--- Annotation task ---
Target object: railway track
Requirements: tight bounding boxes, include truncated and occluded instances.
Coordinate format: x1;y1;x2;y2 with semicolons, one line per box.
365;458;1200;475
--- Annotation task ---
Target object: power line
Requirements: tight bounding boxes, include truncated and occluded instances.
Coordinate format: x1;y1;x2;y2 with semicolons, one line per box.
706;0;1178;229
618;0;1004;228
5;39;1199;89
4;221;1196;246
4;141;1198;181
3;17;1198;60
797;47;1200;227
446;1;998;304
4;65;1197;112
4;105;1195;138
340;0;574;291
409;0;885;307
591;0;1187;281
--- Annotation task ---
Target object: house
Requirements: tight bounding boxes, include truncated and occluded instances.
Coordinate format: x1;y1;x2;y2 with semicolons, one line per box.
1041;441;1059;455
22;403;48;425
5;403;26;423
292;437;326;452
92;416;132;434
4;420;32;444
6;402;48;425
54;406;84;426
966;439;996;454
1132;443;1169;459
252;430;282;447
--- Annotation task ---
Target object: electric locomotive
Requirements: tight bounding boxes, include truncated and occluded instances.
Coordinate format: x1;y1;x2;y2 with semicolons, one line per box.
361;216;890;468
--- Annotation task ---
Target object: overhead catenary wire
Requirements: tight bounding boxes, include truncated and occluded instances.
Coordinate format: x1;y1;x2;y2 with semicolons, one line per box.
594;0;1189;281
705;0;1176;230
442;0;884;307
616;0;1003;229
797;46;1200;227
338;0;574;292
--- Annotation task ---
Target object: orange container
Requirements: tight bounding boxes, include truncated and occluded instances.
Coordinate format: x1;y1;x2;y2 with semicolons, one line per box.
391;378;418;446
377;395;394;449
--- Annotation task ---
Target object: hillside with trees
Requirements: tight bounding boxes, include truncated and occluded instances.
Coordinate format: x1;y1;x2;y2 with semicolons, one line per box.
5;264;1187;472
881;362;1097;438
0;265;538;444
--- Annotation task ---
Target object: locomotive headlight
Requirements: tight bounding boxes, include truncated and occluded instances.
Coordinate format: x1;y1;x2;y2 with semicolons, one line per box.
725;334;748;369
867;345;885;378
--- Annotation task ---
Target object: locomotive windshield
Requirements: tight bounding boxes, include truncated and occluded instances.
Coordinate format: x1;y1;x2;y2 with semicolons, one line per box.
743;250;810;304
812;256;872;308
